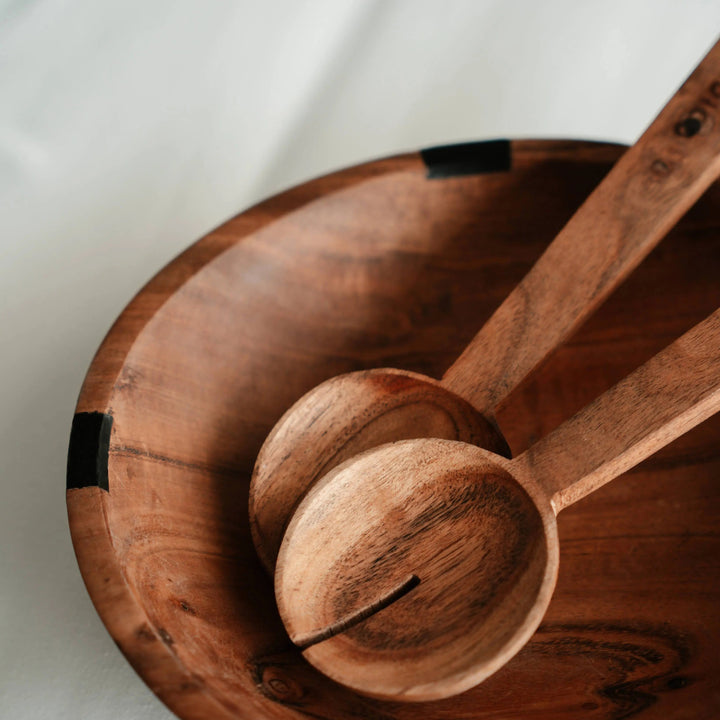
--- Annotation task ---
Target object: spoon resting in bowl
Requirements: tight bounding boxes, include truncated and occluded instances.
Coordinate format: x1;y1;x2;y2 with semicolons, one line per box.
275;307;720;702
250;39;720;574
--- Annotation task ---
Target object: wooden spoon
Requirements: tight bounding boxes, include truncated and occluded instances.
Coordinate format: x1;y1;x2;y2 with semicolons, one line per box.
249;40;720;574
276;308;720;702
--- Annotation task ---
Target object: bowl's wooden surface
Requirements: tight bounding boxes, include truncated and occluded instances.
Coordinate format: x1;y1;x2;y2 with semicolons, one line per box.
67;140;720;720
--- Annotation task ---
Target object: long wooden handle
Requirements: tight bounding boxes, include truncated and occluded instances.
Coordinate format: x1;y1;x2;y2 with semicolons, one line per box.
512;308;720;514
441;38;720;416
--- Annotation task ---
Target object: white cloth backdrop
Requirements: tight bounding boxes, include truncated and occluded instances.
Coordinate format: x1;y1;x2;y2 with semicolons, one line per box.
1;1;718;717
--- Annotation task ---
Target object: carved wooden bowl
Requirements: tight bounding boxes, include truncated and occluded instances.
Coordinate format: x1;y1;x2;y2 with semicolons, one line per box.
67;140;720;719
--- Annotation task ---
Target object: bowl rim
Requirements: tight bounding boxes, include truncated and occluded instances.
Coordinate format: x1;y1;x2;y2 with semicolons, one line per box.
65;139;627;720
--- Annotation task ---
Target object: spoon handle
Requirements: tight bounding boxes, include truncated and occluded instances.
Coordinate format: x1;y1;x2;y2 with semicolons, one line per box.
513;308;720;514
442;39;720;417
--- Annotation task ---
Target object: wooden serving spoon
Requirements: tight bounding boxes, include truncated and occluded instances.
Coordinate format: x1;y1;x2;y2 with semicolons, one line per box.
249;39;720;574
276;308;720;702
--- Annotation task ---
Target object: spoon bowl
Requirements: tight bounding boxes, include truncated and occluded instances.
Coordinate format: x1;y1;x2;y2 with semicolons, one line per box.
275;439;557;701
250;369;509;573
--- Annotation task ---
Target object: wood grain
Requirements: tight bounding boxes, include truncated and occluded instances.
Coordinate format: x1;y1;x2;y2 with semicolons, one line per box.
250;370;509;573
66;140;720;719
274;310;720;700
275;440;557;701
516;308;720;512
443;40;720;414
250;41;720;574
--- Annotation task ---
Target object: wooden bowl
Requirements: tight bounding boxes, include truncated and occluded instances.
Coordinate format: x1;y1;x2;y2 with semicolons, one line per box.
66;140;720;719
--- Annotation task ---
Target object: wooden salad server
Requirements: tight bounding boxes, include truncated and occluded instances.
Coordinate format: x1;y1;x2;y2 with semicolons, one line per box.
249;38;720;574
276;307;720;702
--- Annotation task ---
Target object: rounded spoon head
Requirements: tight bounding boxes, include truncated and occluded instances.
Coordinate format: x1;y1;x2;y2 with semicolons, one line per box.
275;438;559;701
250;369;509;573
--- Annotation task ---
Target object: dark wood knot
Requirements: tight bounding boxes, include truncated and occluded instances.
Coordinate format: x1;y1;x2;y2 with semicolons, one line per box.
260;665;306;704
675;108;707;137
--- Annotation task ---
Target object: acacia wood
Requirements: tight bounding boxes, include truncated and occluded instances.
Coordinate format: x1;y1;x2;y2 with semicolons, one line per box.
67;140;720;720
276;309;720;701
250;39;720;573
